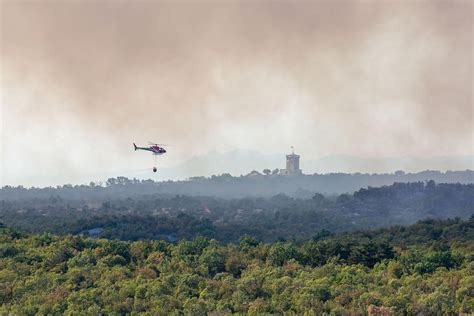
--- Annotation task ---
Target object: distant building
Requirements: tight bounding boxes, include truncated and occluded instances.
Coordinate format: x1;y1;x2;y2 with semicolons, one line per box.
280;147;302;175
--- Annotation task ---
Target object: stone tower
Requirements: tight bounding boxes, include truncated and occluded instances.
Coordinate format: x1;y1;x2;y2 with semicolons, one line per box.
280;147;302;175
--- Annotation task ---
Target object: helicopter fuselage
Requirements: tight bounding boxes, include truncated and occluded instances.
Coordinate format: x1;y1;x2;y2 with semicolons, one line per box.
133;143;166;155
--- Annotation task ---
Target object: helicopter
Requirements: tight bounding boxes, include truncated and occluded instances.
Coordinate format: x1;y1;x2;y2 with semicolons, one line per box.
133;142;167;172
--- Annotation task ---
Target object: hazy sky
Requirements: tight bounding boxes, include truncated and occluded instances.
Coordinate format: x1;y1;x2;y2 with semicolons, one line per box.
1;0;473;186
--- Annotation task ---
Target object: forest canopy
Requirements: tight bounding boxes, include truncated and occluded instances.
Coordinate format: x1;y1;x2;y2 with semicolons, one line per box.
1;217;473;314
2;170;472;199
1;181;472;243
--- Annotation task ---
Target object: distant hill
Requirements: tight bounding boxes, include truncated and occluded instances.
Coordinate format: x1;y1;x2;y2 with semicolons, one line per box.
1;182;473;242
155;151;473;180
2;170;473;199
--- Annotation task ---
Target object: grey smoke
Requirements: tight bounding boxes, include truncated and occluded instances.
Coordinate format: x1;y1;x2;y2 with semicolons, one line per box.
1;0;472;186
